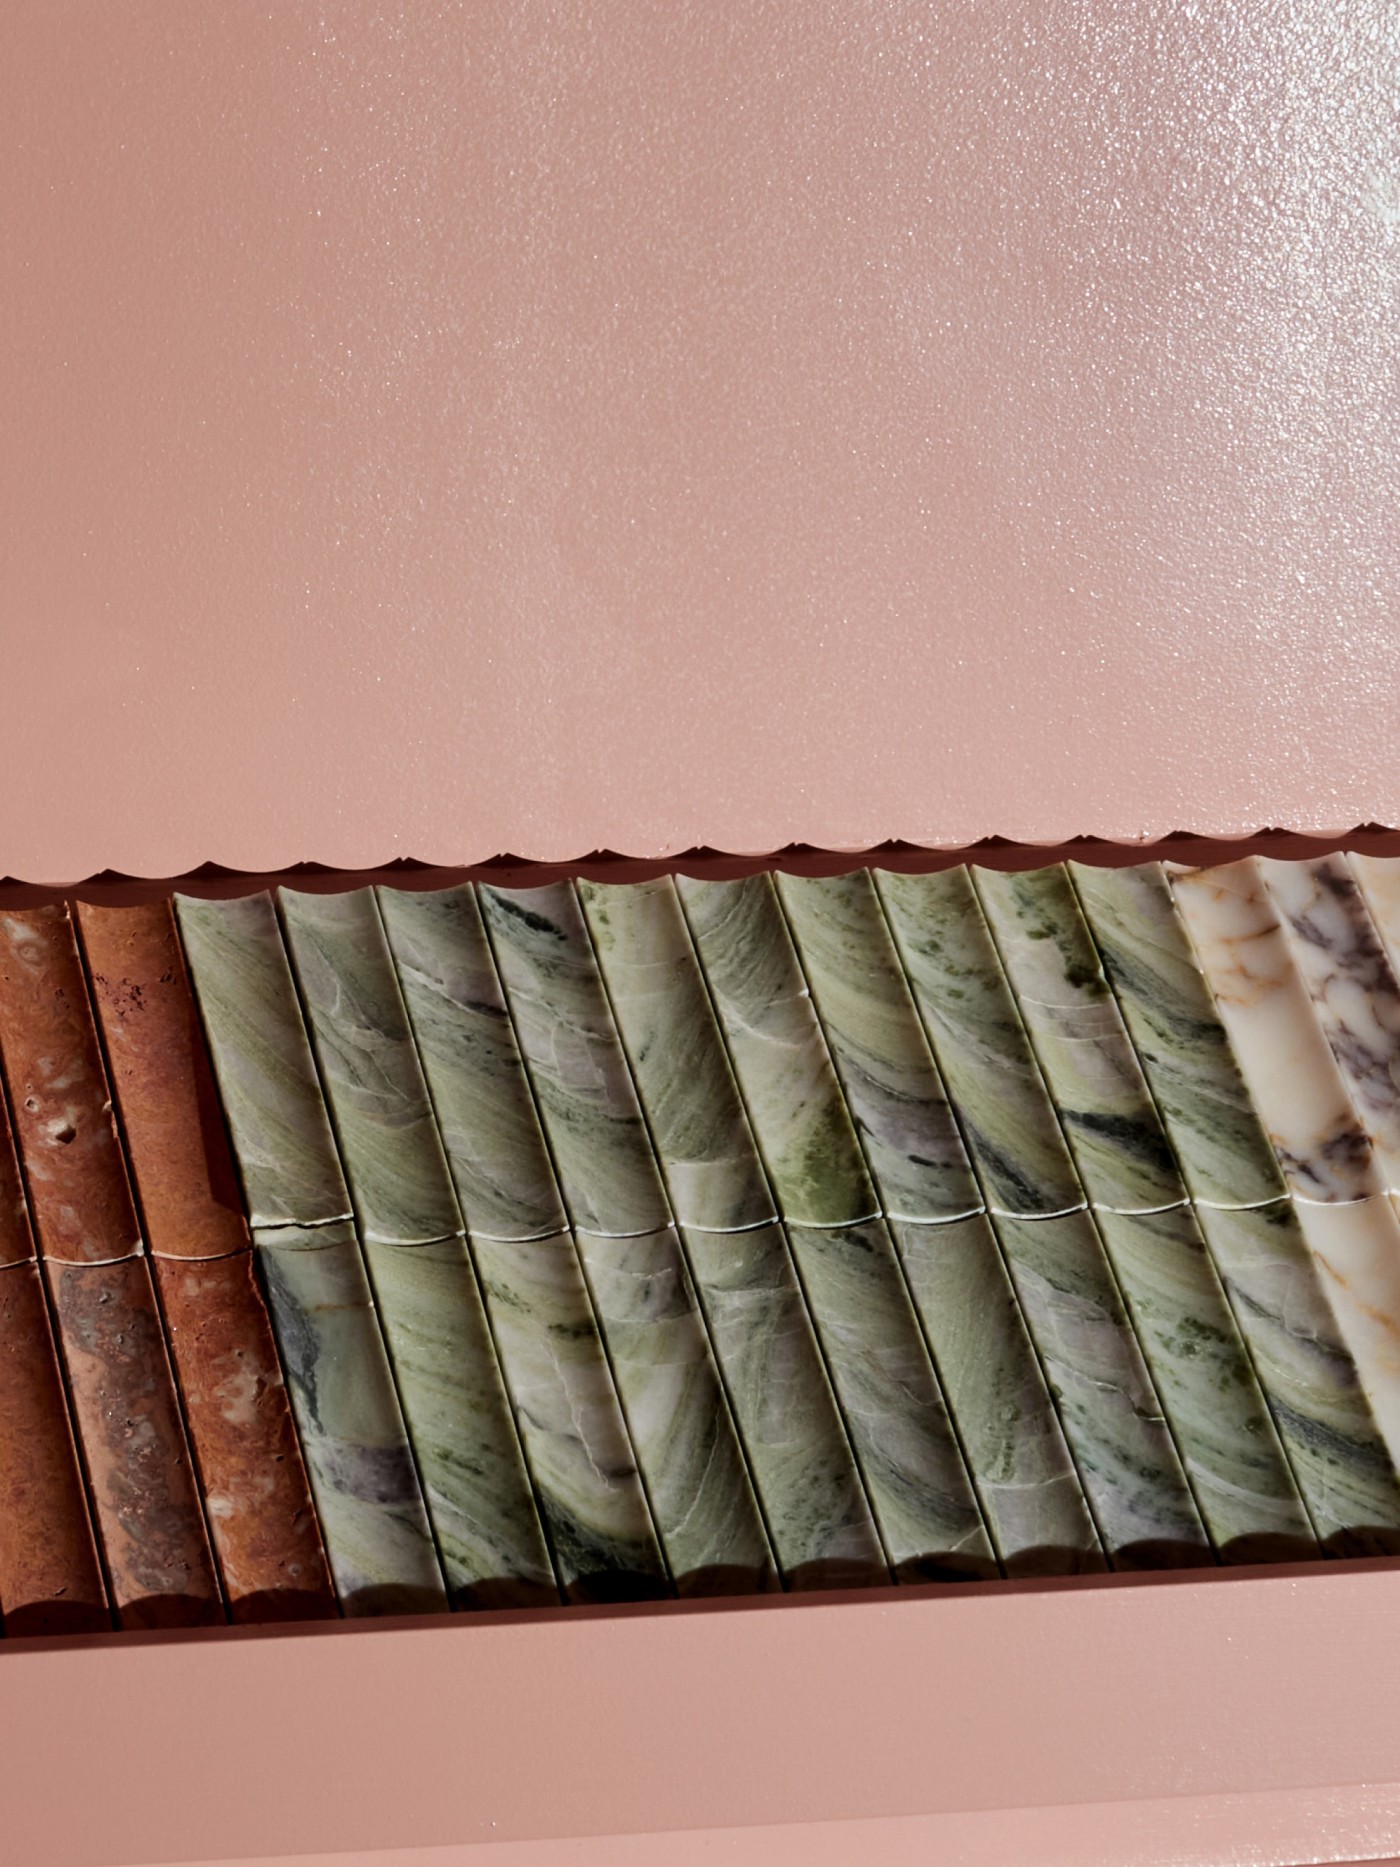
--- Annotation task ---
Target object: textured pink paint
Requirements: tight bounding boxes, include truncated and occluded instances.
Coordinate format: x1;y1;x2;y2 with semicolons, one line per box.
4;3;1399;881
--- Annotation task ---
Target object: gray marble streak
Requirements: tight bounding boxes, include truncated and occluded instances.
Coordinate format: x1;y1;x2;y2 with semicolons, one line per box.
1067;863;1287;1207
873;869;1084;1216
681;1223;890;1587
376;885;568;1243
479;884;671;1237
253;1222;448;1615
576;1226;779;1593
785;1219;998;1581
675;875;877;1227
889;1215;1106;1574
1260;856;1400;1190
972;866;1183;1212
469;1230;670;1601
991;1210;1212;1566
1194;1201;1400;1555
775;871;983;1222
579;879;775;1231
361;1237;559;1607
174;895;351;1228
1091;1207;1315;1559
278;889;463;1245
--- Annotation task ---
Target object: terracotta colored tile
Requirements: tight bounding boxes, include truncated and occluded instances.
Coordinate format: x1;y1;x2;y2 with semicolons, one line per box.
0;906;141;1262
76;899;248;1259
154;1253;336;1623
45;1255;222;1628
0;1261;109;1636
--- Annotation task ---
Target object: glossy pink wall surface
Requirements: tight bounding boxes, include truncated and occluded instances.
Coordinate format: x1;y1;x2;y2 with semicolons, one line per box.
4;2;1398;880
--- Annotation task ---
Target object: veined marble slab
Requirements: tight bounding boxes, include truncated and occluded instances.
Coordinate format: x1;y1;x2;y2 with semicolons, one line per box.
576;1226;778;1594
174;894;352;1228
680;1223;889;1588
578;878;775;1231
991;1208;1211;1566
1286;1196;1400;1472
361;1237;558;1608
972;866;1182;1213
775;871;983;1223
785;1218;997;1581
889;1215;1105;1575
1193;1201;1400;1554
675;875;877;1227
376;885;568;1243
470;1231;669;1602
1091;1206;1314;1559
1266;855;1400;1187
873;869;1083;1216
1068;863;1287;1207
1168;861;1382;1204
479;884;671;1237
254;1222;449;1616
278;889;462;1246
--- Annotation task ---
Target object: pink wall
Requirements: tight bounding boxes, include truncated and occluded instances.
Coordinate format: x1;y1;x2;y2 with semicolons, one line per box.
5;2;1399;882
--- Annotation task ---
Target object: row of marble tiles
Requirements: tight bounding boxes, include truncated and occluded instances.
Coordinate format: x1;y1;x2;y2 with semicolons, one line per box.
159;854;1400;1608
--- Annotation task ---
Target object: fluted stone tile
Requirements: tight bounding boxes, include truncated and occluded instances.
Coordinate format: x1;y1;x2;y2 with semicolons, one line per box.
279;889;462;1245
889;1215;1105;1575
577;1226;778;1594
682;1223;889;1588
1266;856;1400;1187
1285;1195;1400;1473
973;865;1182;1212
776;872;983;1223
1169;861;1383;1204
1092;1206;1314;1559
174;894;351;1228
1068;862;1287;1207
470;1230;669;1602
992;1209;1211;1567
784;1218;997;1581
1195;1201;1400;1555
874;869;1083;1216
479;884;671;1236
254;1222;449;1616
376;884;567;1243
579;878;774;1231
675;875;876;1226
362;1237;558;1609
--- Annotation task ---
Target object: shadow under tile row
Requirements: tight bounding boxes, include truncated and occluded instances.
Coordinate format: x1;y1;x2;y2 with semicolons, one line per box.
4;852;1400;1633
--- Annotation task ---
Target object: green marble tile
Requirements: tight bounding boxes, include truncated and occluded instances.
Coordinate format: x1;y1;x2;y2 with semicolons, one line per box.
675;875;876;1226
1091;1207;1315;1560
972;866;1183;1212
776;872;983;1222
253;1222;448;1616
681;1223;889;1588
577;1226;779;1594
873;869;1083;1215
888;1214;1106;1575
174;894;351;1227
361;1237;559;1608
1194;1201;1400;1555
1067;863;1287;1207
469;1231;670;1601
579;878;775;1231
991;1209;1211;1566
376;885;568;1243
479;884;671;1236
784;1219;997;1581
279;889;462;1245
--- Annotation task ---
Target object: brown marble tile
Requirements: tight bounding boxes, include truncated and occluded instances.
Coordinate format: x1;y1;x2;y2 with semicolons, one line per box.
0;1262;109;1636
44;1255;222;1629
76;900;249;1259
0;906;141;1262
0;1068;35;1269
154;1254;336;1622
